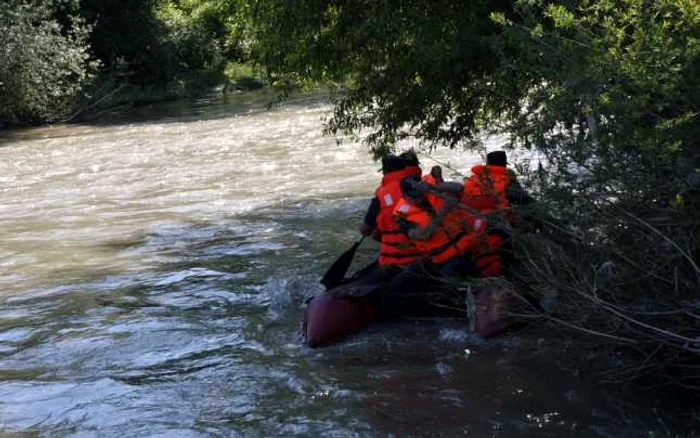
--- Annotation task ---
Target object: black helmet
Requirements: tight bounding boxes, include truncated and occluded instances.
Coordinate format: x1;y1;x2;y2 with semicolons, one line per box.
486;151;508;167
381;155;406;174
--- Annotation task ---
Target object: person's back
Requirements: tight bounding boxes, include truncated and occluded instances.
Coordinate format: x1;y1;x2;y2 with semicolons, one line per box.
360;154;426;267
463;150;535;211
394;175;486;266
461;150;537;277
462;151;512;213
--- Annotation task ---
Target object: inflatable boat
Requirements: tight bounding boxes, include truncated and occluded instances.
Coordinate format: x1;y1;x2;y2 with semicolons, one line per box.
303;262;517;348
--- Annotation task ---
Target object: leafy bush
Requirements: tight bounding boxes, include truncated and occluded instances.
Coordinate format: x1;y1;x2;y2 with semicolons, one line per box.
0;0;97;124
499;0;700;390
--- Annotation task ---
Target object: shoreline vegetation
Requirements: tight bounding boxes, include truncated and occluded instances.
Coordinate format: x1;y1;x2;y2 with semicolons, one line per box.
0;0;265;129
2;0;698;433
62;63;265;125
1;62;265;128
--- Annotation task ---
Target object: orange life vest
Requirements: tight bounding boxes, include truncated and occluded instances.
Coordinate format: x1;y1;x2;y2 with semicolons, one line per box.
462;165;512;277
375;166;424;266
462;165;511;214
393;195;487;265
472;234;505;277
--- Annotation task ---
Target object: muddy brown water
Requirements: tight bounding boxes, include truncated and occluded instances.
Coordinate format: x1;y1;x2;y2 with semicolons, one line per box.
0;90;683;437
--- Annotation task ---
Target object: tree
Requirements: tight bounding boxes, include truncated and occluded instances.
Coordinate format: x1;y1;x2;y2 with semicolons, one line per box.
156;0;248;72
249;0;515;154
79;0;250;87
0;0;97;124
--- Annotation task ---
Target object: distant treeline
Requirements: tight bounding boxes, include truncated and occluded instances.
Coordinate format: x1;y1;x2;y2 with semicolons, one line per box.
0;0;251;125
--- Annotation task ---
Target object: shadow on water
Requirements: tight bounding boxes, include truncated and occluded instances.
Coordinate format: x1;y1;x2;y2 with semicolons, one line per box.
326;324;700;437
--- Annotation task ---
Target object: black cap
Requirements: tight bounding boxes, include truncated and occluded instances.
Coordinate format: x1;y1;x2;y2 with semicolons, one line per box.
381;155;406;174
486;151;508;167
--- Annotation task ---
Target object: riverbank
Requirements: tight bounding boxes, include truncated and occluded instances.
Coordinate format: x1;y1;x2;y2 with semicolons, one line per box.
0;63;266;129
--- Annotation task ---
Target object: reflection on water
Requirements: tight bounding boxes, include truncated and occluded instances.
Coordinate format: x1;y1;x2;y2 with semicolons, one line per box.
0;90;681;436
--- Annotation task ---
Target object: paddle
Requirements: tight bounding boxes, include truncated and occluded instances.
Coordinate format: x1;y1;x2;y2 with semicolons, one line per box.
320;236;365;289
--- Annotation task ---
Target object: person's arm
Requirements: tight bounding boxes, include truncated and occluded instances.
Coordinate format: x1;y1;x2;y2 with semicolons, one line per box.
433;181;463;197
506;171;535;205
360;197;383;241
421;196;459;238
359;222;374;237
398;178;462;241
396;216;418;236
405;197;459;241
414;178;463;198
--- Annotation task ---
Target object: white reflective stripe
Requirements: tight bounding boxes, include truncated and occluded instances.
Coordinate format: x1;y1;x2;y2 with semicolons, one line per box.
384;193;394;206
397;204;410;213
473;219;484;230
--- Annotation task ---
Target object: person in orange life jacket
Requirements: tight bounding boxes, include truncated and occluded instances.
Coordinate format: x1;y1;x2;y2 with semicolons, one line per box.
464;151;535;217
462;151;535;277
354;154;434;320
395;174;487;275
366;174;485;320
359;154;426;268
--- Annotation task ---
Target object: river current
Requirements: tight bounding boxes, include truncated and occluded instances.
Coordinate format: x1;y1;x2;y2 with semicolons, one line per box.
0;91;679;437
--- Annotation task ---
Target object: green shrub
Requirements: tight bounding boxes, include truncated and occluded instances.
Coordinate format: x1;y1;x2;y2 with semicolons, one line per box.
495;0;700;391
0;0;97;124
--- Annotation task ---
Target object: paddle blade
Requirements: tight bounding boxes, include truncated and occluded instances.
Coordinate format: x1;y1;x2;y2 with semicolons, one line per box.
320;237;364;289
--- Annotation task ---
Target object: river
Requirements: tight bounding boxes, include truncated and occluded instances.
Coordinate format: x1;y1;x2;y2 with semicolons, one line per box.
0;90;680;437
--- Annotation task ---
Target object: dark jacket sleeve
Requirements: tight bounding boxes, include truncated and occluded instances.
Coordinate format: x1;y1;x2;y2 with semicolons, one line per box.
363;197;380;227
506;174;536;206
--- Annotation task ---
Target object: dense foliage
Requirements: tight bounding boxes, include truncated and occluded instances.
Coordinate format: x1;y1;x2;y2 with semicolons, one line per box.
501;0;700;391
0;0;96;124
0;0;251;125
78;0;172;84
156;0;248;72
249;0;515;153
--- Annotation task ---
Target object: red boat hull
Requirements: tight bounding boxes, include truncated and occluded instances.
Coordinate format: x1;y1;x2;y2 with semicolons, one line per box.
303;285;518;348
303;294;376;348
471;285;520;338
